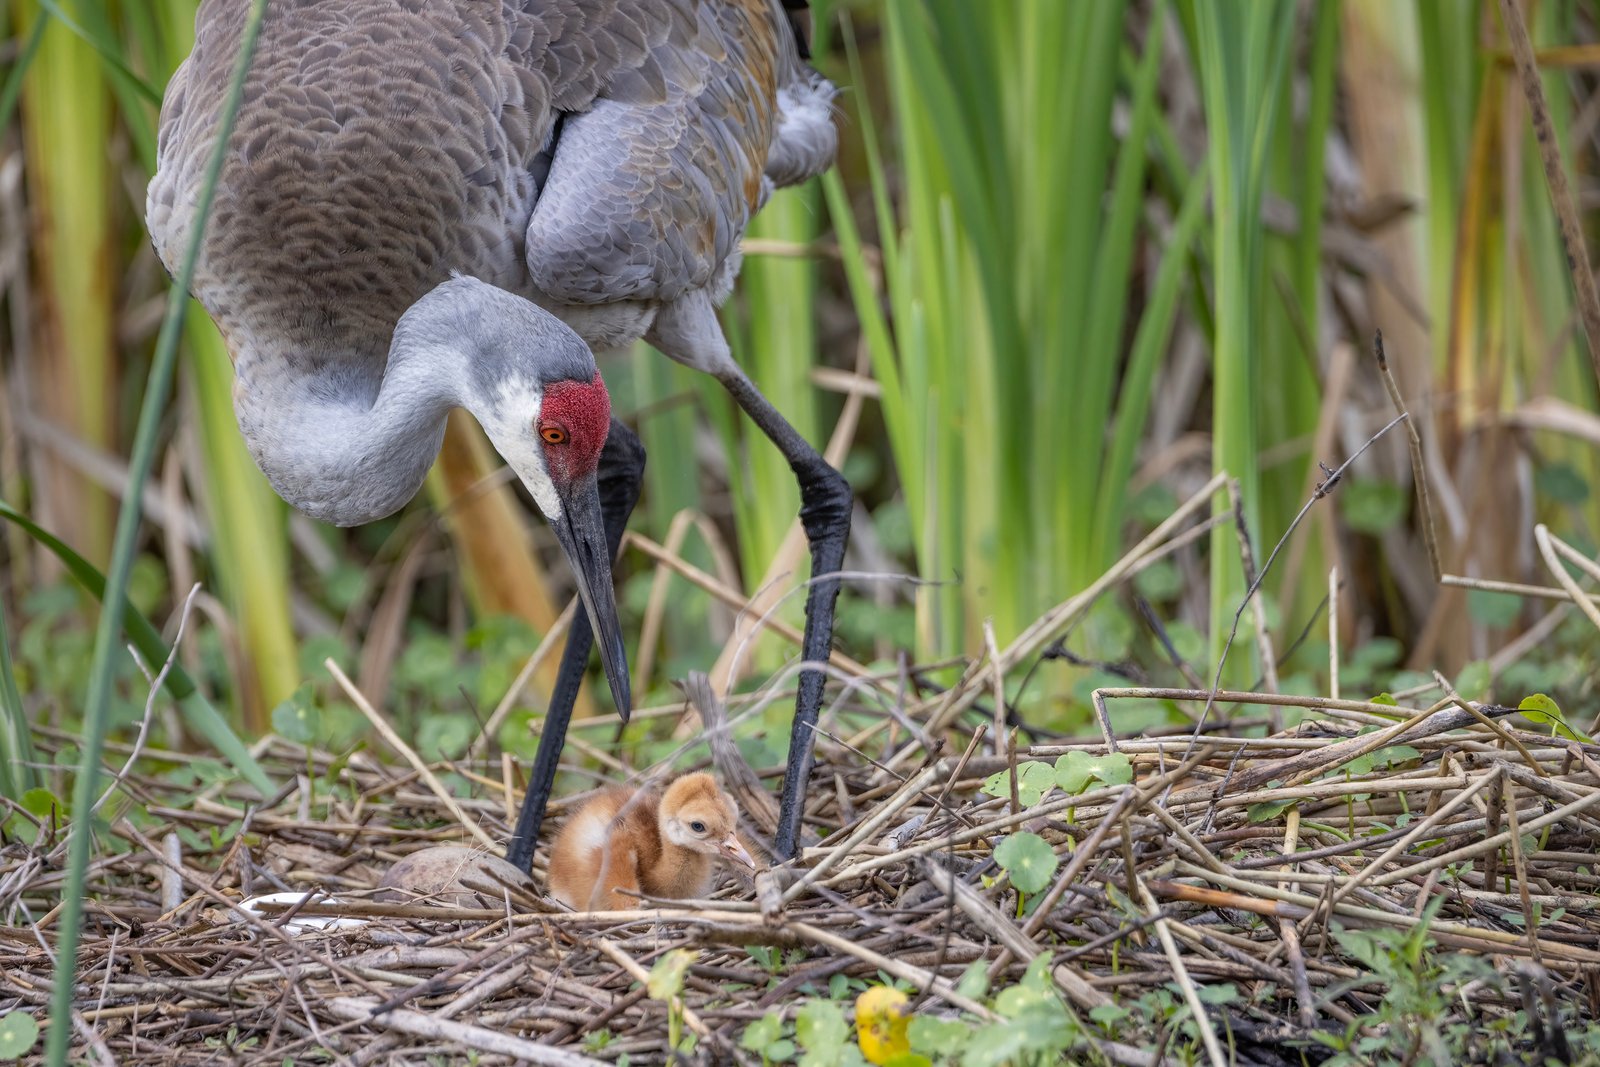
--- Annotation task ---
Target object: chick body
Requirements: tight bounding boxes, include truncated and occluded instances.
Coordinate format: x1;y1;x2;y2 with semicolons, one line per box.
547;772;755;910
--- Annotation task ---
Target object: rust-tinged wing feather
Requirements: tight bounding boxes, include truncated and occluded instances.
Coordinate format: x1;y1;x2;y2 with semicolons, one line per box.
525;0;834;309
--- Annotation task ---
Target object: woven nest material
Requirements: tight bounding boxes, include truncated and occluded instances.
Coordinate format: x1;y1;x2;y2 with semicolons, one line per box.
3;673;1599;1066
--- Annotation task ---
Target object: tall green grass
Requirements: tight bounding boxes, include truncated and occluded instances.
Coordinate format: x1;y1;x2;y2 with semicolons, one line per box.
0;597;38;802
11;0;116;566
1184;0;1295;678
0;0;295;788
1260;1;1339;630
712;184;825;678
0;499;269;794
140;1;301;725
725;186;822;584
42;0;266;1057
826;0;1207;666
185;317;300;724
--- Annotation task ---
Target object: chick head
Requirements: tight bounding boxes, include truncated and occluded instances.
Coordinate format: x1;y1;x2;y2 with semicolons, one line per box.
659;773;755;869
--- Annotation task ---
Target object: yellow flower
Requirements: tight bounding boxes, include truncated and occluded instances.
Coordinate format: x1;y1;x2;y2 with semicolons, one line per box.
854;985;911;1065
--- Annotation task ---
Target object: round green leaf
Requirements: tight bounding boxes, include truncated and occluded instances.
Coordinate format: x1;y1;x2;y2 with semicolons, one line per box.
1519;692;1561;720
270;684;320;744
417;713;474;761
994;832;1058;895
1340;480;1408;534
1053;751;1132;794
1453;660;1492;703
961;1022;1029;1067
1132;558;1184;602
741;1013;784;1053
981;761;1056;808
1518;693;1592;742
795;999;848;1057
1195;982;1240;1005
908;1016;970;1056
882;1053;931;1067
955;959;990;1001
1466;590;1521;628
19;787;61;821
0;1012;39;1058
1349;637;1402;670
1536;462;1589;505
1247;798;1296;823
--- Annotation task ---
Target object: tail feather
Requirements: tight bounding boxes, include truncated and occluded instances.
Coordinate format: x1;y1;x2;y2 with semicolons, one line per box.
766;66;838;188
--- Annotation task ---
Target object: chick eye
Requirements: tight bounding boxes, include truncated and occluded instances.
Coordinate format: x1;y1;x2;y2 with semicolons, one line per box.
689;821;706;834
540;425;568;445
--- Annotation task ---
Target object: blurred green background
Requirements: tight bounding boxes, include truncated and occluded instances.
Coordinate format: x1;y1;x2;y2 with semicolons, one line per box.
4;0;1600;802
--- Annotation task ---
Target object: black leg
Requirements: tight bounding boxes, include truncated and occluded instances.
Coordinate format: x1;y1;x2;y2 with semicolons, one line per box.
717;368;852;860
507;418;645;872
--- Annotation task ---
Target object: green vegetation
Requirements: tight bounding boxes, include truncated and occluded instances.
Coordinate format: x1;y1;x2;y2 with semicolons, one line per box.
833;0;1211;658
732;922;1600;1067
5;0;1600;1062
7;0;1600;767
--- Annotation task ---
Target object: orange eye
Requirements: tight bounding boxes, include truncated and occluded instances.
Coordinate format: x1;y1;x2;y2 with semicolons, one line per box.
540;426;568;445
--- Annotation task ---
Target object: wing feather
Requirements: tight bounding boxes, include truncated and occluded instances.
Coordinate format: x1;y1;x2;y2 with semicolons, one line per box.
145;0;836;363
525;0;834;308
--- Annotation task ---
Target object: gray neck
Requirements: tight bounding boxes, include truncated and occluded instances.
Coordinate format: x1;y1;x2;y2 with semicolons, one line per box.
230;277;590;527
233;336;456;528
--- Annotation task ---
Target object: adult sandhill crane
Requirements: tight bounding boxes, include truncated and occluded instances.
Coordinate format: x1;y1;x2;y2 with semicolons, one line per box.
148;0;844;866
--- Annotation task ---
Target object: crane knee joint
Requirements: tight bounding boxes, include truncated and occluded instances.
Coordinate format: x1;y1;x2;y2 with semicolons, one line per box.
797;465;852;541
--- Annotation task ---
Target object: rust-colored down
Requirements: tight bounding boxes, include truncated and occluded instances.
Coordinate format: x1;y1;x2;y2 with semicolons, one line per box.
547;773;756;910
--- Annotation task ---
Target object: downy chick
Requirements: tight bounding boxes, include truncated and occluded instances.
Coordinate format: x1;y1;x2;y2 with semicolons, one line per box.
547;772;756;910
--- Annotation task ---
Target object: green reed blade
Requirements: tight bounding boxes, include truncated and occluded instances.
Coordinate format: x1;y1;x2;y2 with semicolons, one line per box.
33;0;158;104
0;11;45;131
43;0;266;1061
725;185;820;586
0;500;270;796
1186;0;1295;679
185;316;301;716
0;585;38;801
142;0;301;722
1093;169;1211;567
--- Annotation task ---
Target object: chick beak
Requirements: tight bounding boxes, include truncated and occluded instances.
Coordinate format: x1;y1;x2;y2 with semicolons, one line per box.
720;834;756;870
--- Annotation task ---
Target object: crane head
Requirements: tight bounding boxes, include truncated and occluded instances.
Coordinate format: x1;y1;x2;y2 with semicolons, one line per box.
534;372;631;721
479;365;630;722
391;275;632;720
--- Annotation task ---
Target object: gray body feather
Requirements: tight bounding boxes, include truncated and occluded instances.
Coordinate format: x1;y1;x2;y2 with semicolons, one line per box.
146;0;836;523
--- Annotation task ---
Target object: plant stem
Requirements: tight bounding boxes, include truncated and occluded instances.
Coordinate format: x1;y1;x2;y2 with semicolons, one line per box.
43;1;266;1061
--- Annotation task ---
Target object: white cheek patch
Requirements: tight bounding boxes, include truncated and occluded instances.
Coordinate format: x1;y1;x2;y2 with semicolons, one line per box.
513;439;562;522
663;819;693;849
480;379;562;521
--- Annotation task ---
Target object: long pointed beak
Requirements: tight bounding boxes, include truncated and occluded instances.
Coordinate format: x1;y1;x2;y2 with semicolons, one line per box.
552;474;631;722
719;834;756;870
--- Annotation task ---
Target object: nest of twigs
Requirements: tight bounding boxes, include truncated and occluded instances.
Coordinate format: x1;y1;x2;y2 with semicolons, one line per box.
3;652;1599;1067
